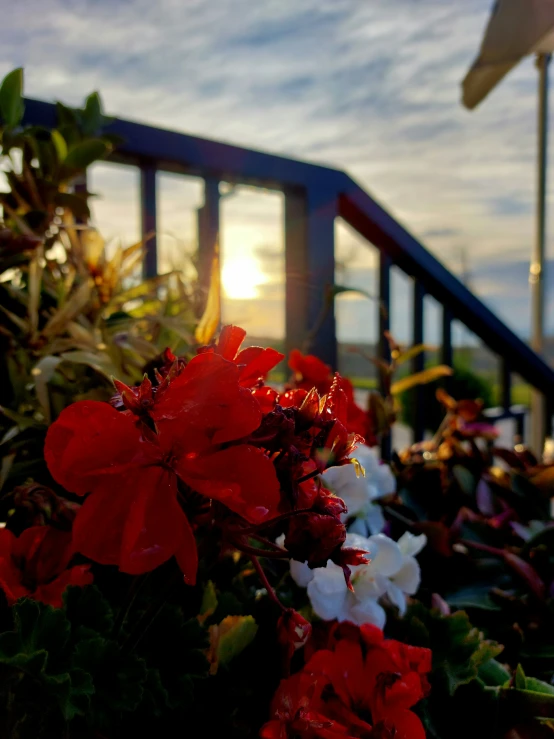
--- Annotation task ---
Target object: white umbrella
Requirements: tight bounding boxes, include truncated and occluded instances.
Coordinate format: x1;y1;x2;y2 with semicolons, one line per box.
462;0;554;450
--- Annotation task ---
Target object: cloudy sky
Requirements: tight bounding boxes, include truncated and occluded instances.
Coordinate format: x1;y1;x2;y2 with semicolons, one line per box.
2;0;554;345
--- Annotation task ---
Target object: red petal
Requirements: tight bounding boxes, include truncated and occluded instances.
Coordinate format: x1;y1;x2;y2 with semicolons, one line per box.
177;445;281;523
216;325;246;360
0;529;28;605
236;347;284;387
279;389;308;408
376;710;426;739
152;353;262;453
45;401;152;495
288;350;331;384
252;386;278;414
120;468;188;575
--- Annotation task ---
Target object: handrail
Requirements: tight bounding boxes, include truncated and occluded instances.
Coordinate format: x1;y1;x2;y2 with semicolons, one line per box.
21;96;554;446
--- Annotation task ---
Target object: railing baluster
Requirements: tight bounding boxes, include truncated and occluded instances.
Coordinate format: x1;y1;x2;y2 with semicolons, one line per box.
412;280;425;442
500;357;511;413
379;252;392;459
441;307;453;393
197;177;220;315
284;186;337;369
140;165;157;279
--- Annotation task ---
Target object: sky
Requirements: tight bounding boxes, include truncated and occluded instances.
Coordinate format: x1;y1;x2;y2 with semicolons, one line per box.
2;0;554;347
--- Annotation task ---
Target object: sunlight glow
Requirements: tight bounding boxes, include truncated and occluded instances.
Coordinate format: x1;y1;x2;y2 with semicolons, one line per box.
222;256;266;299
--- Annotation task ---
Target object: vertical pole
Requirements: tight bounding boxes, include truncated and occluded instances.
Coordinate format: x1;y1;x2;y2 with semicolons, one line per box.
284;186;337;369
379;252;392;460
196;177;220;316
442;306;453;393
530;53;550;453
412;280;425;442
140;165;157;279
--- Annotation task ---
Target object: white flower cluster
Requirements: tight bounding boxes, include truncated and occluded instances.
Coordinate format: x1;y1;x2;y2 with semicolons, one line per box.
322;446;395;537
290;530;427;630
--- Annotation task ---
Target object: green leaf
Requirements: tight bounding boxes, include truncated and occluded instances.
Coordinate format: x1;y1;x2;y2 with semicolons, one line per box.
390;365;453;395
515;663;527;690
199;581;218;623
478;659;511;687
328;284;375;303
63;139;109;170
446;584;502;612
0;599;93;722
82;92;104;135
216;615;258;668
389;603;503;696
53;191;91;220
72;636;147;721
0;67;24;127
453;465;477;496
64;585;114;638
50;129;68;162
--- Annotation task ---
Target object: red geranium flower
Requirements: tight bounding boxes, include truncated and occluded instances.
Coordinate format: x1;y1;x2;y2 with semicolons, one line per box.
287;350;377;447
260;671;356;739
304;624;431;739
203;325;284;388
0;526;92;608
45;352;281;584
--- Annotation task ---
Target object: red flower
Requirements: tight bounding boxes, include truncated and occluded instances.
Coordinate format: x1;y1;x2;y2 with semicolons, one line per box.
260;671;355;739
0;526;92;608
285;513;346;569
204;325;284;388
45;352;281;584
304;625;430;739
287;350;377;447
277;608;312;665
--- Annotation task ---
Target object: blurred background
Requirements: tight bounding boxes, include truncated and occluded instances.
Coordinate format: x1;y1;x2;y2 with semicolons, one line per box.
2;0;552;415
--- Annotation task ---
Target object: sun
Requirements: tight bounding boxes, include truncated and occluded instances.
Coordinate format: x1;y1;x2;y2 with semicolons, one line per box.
221;256;266;300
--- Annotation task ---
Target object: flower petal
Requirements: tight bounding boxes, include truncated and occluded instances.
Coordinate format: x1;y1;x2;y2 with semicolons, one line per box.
397;531;427;558
177;445;281;523
367;534;404;577
307;564;348;621
45;401;149;495
347;597;387;629
174;513;198;586
385;581;408;615
119;468;188;575
391;557;421;596
289;559;314;588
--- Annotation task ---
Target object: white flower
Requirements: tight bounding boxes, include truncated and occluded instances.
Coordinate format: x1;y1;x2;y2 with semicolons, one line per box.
322;449;395;537
289;531;426;629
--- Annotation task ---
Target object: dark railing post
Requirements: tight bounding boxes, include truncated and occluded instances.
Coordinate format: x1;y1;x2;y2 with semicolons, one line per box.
412;280;425;442
379;252;392;459
500;358;511;413
284;186;337;369
140;165;157;278
197;177;220;315
442;307;453;392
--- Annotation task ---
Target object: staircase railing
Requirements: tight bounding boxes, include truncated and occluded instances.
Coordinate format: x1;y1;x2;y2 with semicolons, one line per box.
22;97;554;450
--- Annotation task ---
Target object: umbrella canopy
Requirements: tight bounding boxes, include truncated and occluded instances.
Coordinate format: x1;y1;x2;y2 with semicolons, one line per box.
462;0;554;109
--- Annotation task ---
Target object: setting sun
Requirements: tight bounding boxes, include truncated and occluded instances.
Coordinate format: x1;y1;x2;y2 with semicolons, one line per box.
221;256;266;300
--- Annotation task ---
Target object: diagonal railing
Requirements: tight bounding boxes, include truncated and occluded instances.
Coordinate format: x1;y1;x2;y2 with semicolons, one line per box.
22;97;554;450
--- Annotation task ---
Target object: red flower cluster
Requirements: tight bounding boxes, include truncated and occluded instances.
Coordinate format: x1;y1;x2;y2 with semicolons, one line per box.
288;350;377;447
261;623;431;739
44;326;367;594
45;350;283;584
0;526;92;607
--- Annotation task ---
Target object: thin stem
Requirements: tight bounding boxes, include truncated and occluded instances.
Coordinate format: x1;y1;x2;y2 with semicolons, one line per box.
243;508;312;533
459;538;505;557
250;555;285;611
383;506;416;529
121;571;182;654
234;541;291;559
113;573;149;638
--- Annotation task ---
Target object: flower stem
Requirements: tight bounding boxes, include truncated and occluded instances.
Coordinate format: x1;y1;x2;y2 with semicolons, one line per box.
113;573;149;638
250;555;285;611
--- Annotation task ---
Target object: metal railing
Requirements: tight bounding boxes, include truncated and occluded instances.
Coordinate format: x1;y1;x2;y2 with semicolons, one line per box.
22;98;554;450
